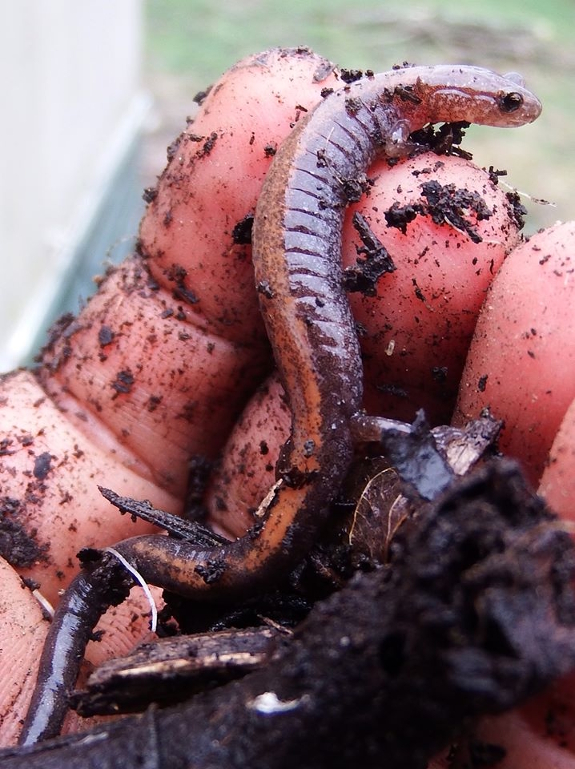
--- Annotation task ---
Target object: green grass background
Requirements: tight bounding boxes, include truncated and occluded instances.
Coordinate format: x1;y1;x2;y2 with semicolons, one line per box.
145;0;575;233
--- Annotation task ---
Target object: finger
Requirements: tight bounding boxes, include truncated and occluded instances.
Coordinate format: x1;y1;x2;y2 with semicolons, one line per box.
139;47;342;343
454;220;575;486
447;222;575;766
206;373;289;537
0;558;47;746
490;397;575;768
471;700;575;768
346;153;522;425
538;398;575;520
429;700;575;769
0;370;169;603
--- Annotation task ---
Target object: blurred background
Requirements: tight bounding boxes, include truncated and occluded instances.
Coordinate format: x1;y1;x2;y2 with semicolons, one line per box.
1;0;572;371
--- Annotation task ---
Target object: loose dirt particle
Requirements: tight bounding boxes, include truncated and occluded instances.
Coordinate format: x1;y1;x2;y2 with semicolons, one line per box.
0;496;47;567
33;452;52;480
111;370;135;396
98;325;115;347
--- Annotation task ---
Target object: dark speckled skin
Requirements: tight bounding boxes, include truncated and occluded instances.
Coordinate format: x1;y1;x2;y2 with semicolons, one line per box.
20;64;541;744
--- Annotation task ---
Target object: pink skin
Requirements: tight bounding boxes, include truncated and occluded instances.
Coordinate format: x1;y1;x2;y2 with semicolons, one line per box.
0;48;573;762
540;399;575;521
454;221;575;489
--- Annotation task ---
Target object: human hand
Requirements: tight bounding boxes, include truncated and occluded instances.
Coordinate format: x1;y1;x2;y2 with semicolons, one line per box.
0;48;573;762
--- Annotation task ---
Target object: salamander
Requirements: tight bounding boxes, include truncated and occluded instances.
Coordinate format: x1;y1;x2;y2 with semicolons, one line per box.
19;62;541;744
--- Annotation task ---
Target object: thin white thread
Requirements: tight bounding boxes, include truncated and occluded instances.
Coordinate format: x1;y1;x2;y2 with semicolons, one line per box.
104;547;158;633
499;180;556;207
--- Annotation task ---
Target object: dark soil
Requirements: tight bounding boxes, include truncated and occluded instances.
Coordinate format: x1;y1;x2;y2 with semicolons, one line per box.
3;459;575;768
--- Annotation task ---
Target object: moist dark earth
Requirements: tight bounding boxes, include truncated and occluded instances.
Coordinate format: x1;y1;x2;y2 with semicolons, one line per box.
3;458;575;768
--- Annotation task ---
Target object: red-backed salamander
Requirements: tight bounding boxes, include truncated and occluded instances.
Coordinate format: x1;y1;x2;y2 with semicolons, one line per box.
19;63;541;744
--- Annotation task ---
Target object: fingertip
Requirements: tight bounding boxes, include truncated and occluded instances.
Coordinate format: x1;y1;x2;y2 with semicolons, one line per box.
539;398;575;521
344;153;522;424
0;559;48;746
455;220;575;485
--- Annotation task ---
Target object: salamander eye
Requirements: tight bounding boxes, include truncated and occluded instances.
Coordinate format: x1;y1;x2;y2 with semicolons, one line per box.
499;91;524;113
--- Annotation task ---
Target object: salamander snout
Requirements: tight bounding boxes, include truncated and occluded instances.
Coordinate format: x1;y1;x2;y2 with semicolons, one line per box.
494;72;542;125
418;66;542;127
499;87;542;124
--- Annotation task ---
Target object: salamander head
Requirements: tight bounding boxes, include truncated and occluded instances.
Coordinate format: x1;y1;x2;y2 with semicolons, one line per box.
380;65;542;128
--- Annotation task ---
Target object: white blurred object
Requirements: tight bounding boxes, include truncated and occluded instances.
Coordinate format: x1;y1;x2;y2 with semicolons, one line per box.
0;0;147;371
